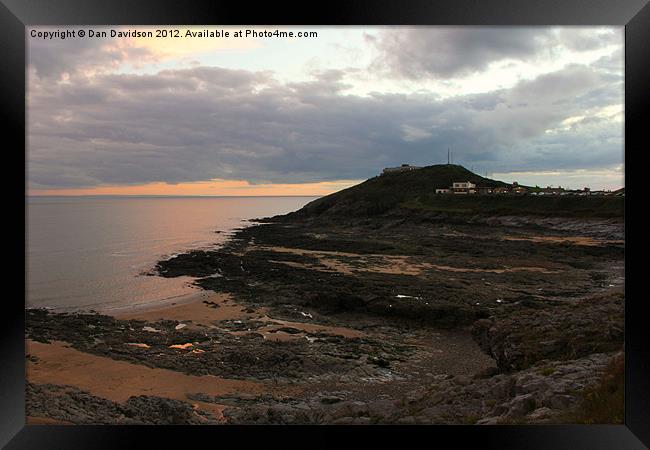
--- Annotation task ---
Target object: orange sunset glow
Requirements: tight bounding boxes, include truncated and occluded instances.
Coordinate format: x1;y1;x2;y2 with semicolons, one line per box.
28;179;361;197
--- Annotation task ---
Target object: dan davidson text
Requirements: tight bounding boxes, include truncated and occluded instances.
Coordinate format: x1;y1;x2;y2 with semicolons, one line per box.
30;28;319;40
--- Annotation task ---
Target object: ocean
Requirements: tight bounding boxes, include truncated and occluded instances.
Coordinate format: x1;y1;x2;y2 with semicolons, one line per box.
26;196;317;313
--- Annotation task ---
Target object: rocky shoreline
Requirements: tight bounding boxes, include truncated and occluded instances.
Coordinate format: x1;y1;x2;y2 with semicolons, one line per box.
26;212;624;425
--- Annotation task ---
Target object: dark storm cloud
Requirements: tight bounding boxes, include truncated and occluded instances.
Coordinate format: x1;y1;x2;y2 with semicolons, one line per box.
27;57;623;189
368;27;620;79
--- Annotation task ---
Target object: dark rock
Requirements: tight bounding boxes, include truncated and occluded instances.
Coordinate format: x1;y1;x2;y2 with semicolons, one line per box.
26;383;217;425
368;356;390;368
472;290;623;371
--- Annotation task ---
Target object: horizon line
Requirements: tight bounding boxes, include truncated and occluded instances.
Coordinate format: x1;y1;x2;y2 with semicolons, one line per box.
26;194;324;198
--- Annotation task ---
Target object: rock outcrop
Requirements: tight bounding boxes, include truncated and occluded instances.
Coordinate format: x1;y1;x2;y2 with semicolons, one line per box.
472;290;624;371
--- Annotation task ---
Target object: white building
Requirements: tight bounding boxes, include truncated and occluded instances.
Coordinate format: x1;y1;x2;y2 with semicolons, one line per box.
382;164;422;175
452;181;476;194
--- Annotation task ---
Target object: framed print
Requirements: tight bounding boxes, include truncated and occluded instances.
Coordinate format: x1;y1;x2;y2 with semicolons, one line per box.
1;0;648;448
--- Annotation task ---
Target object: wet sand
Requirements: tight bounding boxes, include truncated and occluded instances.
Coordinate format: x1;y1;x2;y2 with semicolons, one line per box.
26;339;271;421
115;292;254;326
116;291;364;340
26;292;367;423
261;246;433;276
26;416;74;425
256;245;562;276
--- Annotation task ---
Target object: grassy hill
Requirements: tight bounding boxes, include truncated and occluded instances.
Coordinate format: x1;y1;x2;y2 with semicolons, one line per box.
289;164;504;217
284;164;623;220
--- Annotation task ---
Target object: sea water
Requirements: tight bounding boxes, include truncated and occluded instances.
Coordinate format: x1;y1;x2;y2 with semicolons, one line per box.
26;196;316;312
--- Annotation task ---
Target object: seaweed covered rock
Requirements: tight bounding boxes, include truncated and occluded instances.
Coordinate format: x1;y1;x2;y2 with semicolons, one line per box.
26;383;217;424
472;290;623;371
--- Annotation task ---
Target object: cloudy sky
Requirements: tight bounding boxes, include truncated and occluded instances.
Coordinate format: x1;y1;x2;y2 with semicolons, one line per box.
27;26;624;195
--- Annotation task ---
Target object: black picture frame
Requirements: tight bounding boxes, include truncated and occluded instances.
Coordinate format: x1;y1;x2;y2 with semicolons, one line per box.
2;0;648;448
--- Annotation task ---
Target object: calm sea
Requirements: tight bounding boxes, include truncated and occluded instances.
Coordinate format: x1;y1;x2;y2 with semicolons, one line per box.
26;196;317;313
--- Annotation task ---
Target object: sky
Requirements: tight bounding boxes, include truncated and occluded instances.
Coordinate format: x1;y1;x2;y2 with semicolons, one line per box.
27;26;624;195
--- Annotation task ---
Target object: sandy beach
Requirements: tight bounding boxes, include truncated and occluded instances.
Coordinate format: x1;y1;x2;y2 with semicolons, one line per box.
26;290;378;424
27;294;264;423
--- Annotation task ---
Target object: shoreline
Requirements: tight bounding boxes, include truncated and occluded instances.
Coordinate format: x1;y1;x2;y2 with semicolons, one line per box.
25;284;207;316
25;217;298;318
107;288;211;317
25;211;624;424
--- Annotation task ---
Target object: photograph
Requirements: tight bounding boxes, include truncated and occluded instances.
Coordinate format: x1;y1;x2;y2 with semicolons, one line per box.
21;24;629;427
